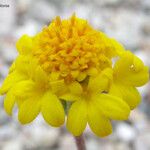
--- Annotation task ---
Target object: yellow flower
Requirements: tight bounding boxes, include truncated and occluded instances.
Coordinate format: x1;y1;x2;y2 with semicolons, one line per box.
0;14;149;137
0;57;65;126
61;68;130;137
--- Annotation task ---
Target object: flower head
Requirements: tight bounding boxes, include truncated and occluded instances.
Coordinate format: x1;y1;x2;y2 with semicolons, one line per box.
0;14;149;137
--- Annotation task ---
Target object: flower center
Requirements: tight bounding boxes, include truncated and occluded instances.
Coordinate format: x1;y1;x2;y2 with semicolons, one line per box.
31;14;115;83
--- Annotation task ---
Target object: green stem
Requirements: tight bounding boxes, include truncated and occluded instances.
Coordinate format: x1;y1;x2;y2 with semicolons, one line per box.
74;134;86;150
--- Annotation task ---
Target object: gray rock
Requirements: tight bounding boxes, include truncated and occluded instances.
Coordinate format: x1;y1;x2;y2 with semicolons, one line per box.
59;134;76;150
135;133;150;150
2;139;23;150
115;123;137;142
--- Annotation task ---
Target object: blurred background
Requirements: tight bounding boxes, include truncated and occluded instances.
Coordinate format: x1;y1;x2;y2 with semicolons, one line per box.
0;0;150;150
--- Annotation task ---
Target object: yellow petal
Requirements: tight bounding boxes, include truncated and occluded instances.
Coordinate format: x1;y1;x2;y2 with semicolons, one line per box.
114;51;133;72
16;98;26;109
110;84;141;109
34;66;49;85
15;56;38;79
87;68;98;76
95;94;130;120
16;34;32;55
87;103;112;137
0;71;26;95
88;68;113;93
10;55;30;74
77;72;87;82
114;51;149;87
59;93;80;101
116;66;149;87
50;80;67;94
13;80;35;98
109;83;123;98
15;55;30;74
67;100;87;136
27;58;39;78
68;81;83;95
18;98;40;124
126;66;149;87
4;90;16;115
41;92;65;127
133;55;145;71
111;38;125;56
